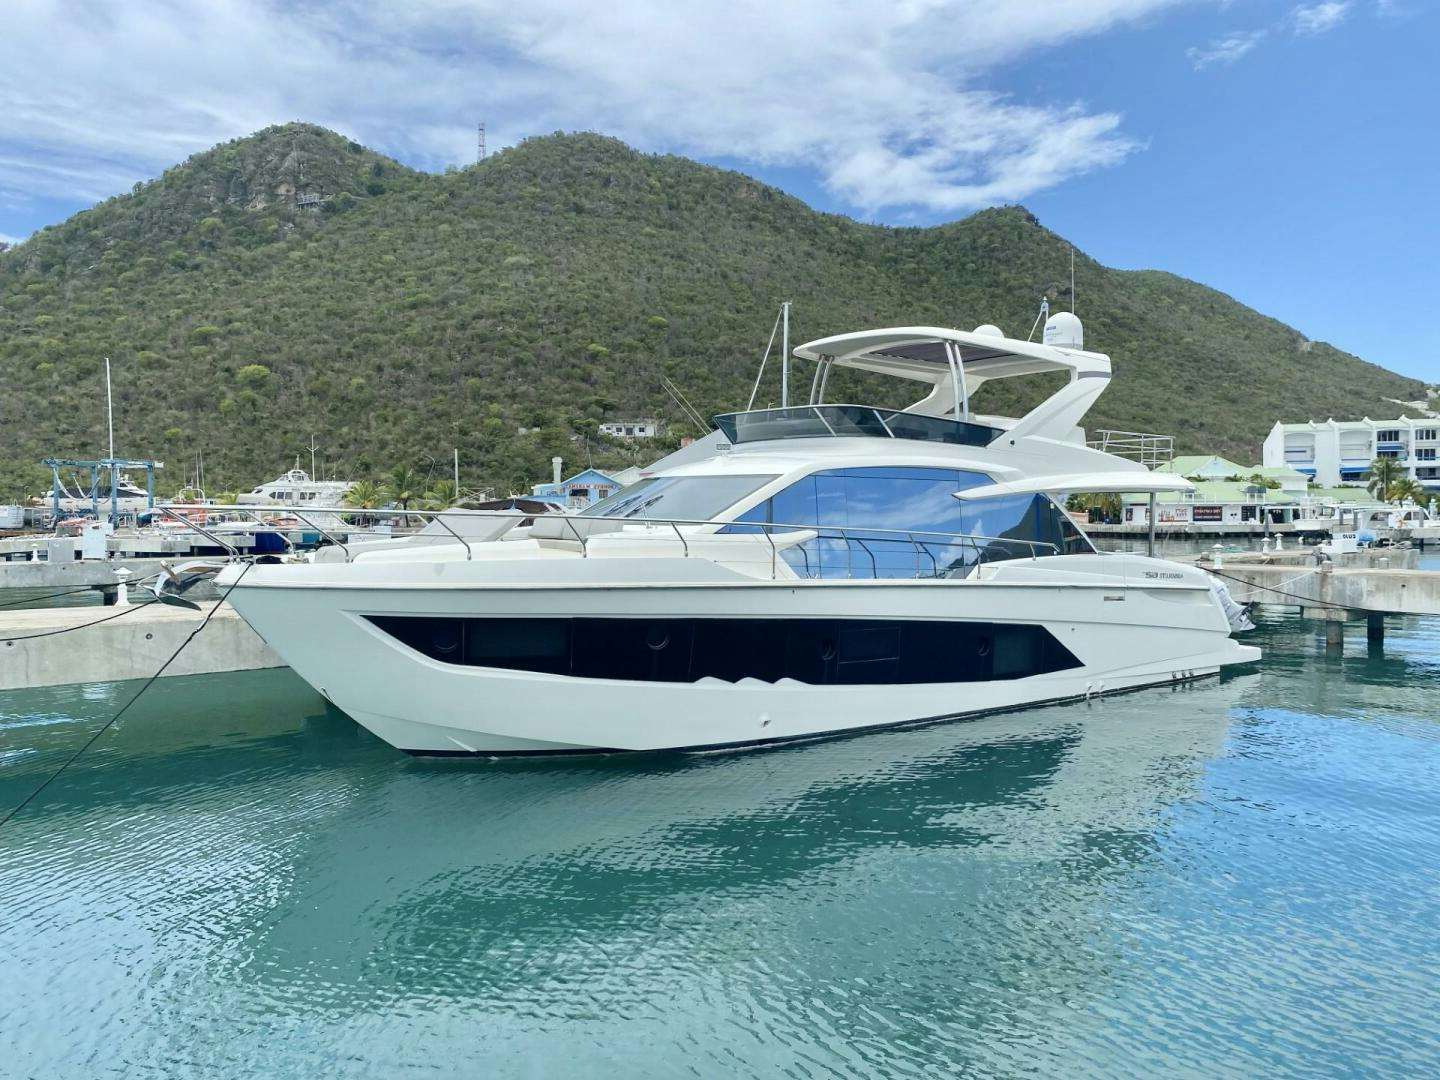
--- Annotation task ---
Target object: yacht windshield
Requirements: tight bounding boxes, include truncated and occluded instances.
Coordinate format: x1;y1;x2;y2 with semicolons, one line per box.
579;474;778;522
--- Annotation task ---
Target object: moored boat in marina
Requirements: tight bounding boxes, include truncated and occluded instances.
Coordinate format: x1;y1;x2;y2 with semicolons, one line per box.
217;316;1259;756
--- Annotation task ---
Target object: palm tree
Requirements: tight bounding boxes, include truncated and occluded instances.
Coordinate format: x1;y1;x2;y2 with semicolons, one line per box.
343;478;389;525
388;466;421;509
424;478;457;508
343;479;388;509
388;465;422;525
1387;477;1423;505
1367;457;1402;501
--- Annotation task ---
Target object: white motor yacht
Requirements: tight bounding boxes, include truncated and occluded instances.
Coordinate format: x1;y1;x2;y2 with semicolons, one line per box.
238;467;356;529
217;317;1259;756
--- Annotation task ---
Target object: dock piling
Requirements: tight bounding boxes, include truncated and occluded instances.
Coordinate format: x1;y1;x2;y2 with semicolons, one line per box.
1324;611;1346;651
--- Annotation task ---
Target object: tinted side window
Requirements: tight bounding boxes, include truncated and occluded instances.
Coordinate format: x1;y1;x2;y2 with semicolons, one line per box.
729;467;989;577
727;468;1090;575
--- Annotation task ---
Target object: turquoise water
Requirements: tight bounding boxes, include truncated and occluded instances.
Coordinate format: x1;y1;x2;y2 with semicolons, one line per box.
2;611;1439;1077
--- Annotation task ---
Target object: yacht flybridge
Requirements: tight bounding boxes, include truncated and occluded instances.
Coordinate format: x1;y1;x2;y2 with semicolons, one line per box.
216;316;1258;756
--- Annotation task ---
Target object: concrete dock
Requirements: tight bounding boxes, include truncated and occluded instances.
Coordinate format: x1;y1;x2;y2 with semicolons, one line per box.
1211;562;1440;615
0;557;166;595
1202;555;1440;646
0;601;282;690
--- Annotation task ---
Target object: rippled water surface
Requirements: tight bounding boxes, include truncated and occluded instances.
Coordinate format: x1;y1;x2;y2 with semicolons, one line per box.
2;610;1439;1077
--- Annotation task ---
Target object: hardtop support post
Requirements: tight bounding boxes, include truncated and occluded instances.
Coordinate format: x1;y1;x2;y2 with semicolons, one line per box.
1147;493;1156;558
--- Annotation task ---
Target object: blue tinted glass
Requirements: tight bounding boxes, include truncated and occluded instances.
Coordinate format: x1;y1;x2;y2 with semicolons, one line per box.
772;475;818;528
713;408;1001;447
814;406;891;438
959;494;1036;561
724;498;771;534
771;467;989;578
581;474;775;521
721;467;1083;578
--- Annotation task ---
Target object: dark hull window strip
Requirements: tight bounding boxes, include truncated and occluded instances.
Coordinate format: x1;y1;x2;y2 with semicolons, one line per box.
366;616;1082;686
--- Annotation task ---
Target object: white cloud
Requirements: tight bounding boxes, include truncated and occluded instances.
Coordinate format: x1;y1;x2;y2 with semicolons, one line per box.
1188;29;1268;68
1292;2;1352;34
1188;0;1359;74
0;231;28;247
0;0;1201;219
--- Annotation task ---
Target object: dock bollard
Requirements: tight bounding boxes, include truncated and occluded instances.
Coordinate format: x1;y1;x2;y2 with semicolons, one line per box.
1212;543;1224;569
112;567;132;607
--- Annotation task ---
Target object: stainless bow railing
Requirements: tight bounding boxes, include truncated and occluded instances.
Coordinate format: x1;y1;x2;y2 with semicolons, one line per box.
154;503;1063;581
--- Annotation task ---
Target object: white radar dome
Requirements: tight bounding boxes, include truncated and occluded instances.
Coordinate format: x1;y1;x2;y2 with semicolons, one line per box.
972;323;1004;338
1042;311;1084;349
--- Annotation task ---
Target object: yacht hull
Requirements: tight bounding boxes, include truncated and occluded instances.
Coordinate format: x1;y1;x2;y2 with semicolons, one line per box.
224;567;1259;755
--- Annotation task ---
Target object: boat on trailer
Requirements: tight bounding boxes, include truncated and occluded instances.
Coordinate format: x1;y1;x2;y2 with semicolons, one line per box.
217;316;1258;756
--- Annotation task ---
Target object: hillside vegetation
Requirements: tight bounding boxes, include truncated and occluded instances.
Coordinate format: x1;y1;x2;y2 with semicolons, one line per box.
0;123;1424;499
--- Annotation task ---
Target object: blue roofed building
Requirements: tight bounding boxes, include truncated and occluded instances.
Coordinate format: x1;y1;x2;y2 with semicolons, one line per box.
531;466;623;511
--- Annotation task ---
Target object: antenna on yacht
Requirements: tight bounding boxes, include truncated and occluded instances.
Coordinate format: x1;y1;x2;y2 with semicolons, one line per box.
780;301;791;408
306;435;319;477
1070;247;1076;314
746;306;785;410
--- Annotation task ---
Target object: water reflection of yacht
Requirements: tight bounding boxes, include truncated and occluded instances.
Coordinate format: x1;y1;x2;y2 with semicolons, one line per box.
219;316;1258;755
0;666;1251;1066
156;675;1247;1012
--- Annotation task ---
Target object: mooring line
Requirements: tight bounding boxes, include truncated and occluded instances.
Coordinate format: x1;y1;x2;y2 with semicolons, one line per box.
1207;566;1360;613
0;600;158;642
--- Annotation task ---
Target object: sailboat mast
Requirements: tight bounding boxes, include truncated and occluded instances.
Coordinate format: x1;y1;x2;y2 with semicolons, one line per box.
105;356;118;525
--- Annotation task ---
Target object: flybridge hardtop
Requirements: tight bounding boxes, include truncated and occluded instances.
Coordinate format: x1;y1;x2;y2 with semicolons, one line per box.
791;322;1109;442
717;321;1182;493
792;322;1107;392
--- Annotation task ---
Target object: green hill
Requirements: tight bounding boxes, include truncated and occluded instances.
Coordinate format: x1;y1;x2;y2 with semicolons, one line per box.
0;122;1424;499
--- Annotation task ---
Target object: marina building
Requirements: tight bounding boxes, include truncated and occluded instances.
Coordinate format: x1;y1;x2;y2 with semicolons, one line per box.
1153;457;1310;494
530;466;623;510
1152;455;1250;481
1262;418;1440;488
1121;482;1373;528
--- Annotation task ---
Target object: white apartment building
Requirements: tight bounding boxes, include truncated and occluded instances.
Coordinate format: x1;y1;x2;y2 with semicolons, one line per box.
1262;417;1440;488
599;418;661;439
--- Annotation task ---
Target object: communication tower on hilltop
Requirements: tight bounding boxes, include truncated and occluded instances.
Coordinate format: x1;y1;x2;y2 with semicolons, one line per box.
477;120;486;163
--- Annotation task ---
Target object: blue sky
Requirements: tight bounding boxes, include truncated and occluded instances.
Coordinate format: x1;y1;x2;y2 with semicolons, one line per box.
2;0;1436;381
